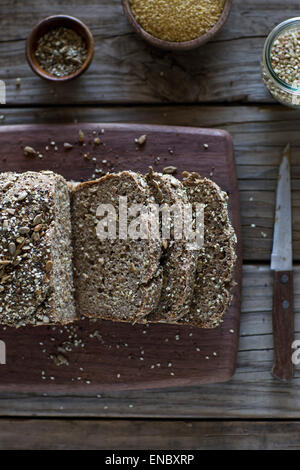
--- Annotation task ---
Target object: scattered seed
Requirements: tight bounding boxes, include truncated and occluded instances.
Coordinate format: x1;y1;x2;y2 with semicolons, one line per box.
130;0;225;42
24;146;37;157
162;166;177;175
64;142;73;150
135;134;147;145
53;353;69;366
78;129;85;143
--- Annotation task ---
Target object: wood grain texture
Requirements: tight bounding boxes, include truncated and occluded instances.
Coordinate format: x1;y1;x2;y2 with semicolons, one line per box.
0;122;241;392
2;0;300;447
0;265;300;419
272;271;294;381
1;418;300;449
0;0;297;105
2;104;300;261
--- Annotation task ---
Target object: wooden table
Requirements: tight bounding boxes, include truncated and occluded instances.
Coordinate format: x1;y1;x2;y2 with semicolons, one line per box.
1;0;300;450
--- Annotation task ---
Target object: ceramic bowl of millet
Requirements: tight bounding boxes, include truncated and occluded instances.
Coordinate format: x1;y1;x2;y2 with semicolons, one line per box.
26;15;94;82
122;0;232;51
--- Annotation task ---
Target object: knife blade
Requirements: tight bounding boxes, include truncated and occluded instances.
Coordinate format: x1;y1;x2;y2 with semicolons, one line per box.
271;143;294;381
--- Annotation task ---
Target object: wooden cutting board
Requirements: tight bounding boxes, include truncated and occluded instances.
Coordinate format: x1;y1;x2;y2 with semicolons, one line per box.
0;123;241;392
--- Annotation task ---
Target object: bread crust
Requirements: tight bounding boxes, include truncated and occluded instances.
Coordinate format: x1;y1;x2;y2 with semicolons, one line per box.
0;171;76;327
146;169;197;322
0;169;236;330
181;172;237;328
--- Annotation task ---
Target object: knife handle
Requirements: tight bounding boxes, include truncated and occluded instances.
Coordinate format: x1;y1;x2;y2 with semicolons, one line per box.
272;270;294;381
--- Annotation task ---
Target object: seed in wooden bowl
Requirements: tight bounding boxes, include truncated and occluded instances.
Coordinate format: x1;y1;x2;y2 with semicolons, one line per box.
35;27;88;77
129;0;226;42
64;142;73;150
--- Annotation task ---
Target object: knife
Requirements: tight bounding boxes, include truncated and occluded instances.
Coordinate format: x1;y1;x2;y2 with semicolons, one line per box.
271;143;294;381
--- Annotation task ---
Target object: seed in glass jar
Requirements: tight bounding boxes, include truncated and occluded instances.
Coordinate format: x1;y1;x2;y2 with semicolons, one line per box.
32;232;40;242
162;166;177;175
270;30;300;86
19;226;30;235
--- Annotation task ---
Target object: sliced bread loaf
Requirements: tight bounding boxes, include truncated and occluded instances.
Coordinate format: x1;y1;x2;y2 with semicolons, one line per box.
182;172;237;328
71;171;163;323
0;171;76;327
146;169;197;322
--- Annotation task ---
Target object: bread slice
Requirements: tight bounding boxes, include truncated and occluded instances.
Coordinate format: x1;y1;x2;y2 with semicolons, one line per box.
182;172;237;328
0;171;76;327
71;171;163;323
145;169;197;322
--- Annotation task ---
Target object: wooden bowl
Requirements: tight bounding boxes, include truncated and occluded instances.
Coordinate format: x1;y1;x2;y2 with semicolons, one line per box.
26;15;94;82
122;0;232;51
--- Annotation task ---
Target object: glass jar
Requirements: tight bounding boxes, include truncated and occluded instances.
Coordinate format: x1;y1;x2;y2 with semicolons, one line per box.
262;17;300;108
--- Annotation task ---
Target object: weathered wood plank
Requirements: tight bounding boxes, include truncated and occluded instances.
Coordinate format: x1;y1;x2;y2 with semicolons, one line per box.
0;0;295;104
4;0;300;40
3;104;300;153
1;418;300;450
0;0;295;41
0;265;300;419
2;104;300;260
